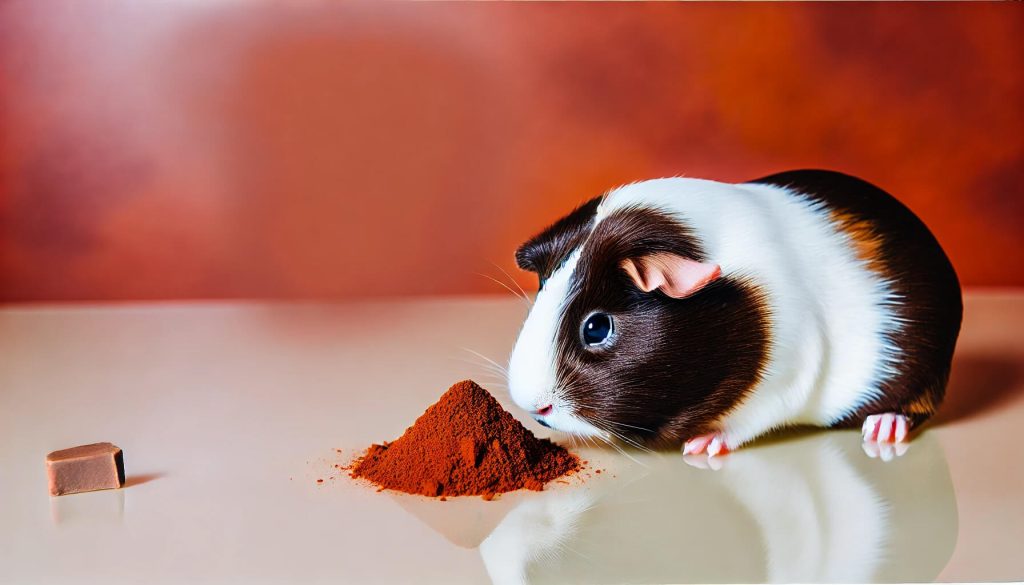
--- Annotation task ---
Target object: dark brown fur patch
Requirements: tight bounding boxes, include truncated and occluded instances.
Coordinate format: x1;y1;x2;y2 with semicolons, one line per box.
552;207;771;446
752;170;962;428
515;196;602;288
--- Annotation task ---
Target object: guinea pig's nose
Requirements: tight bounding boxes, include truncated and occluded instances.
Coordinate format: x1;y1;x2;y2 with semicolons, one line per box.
534;404;553;417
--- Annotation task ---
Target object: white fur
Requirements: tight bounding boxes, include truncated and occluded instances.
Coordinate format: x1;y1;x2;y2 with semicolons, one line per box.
508;249;604;436
508;176;904;448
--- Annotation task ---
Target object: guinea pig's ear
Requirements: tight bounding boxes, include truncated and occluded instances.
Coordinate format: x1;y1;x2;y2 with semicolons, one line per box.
620;253;721;299
515;196;602;278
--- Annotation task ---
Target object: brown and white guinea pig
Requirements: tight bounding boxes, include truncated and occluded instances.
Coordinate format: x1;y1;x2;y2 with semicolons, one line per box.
506;170;962;457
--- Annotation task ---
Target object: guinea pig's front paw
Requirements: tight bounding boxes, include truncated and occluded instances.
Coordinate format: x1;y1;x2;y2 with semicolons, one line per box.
681;433;730;471
682;432;730;457
861;413;912;462
862;412;910;443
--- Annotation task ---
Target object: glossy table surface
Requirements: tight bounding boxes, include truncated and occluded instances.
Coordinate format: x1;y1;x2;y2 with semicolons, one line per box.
1;292;1022;584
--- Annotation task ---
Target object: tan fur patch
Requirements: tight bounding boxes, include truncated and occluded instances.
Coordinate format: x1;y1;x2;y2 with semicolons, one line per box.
829;210;887;275
904;392;937;417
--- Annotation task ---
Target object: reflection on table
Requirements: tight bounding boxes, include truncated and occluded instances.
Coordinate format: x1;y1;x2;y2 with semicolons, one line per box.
399;430;956;584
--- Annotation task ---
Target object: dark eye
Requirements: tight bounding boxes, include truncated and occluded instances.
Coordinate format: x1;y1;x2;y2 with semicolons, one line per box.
581;313;614;347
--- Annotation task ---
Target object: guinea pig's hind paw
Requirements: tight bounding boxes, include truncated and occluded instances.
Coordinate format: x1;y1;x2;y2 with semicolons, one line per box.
682;433;730;457
862;413;910;444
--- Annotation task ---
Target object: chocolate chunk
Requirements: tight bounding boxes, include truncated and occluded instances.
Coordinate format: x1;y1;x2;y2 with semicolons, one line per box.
46;442;125;496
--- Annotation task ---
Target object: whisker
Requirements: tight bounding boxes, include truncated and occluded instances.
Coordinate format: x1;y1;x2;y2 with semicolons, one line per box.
582;433;594;448
599;430;646;453
470;376;508;388
593;430;644;466
476;272;530;306
566;407;650;466
489;260;533;306
468;367;509;382
449;359;509;386
460;348;509;375
553;379;654;454
562;543;594;564
445;354;513;399
598;425;650;454
450;355;507;374
602;420;655;434
589;419;651;452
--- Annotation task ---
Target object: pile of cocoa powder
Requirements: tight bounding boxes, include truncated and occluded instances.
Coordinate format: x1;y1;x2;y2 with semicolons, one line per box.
349;380;580;499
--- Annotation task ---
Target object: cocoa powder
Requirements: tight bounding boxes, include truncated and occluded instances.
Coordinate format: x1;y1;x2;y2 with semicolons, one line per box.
350;380;580;498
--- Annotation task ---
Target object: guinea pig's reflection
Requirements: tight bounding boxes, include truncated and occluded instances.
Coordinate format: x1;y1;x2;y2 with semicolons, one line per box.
479;431;956;585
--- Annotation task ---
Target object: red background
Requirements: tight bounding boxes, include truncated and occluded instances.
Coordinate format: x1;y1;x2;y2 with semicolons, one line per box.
1;2;1021;302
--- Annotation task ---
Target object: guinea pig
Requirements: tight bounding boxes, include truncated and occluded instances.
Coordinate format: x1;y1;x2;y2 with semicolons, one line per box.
506;170;962;457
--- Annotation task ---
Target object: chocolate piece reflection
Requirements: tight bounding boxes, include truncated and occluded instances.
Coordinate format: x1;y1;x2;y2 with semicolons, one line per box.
50;487;125;526
479;432;956;584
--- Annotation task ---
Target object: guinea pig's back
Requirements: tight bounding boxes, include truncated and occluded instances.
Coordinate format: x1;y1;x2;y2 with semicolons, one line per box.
749;169;963;427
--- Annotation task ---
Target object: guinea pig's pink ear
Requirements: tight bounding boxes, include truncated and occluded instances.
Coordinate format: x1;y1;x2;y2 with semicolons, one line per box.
620;254;721;299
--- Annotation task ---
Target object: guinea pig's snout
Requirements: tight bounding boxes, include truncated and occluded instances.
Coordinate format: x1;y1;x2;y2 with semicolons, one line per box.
531;404;553;428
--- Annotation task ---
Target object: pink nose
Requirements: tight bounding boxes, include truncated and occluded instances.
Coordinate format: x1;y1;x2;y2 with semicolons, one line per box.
535;404;553;417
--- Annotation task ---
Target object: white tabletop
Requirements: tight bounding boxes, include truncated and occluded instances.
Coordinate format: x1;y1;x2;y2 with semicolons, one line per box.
1;293;1022;583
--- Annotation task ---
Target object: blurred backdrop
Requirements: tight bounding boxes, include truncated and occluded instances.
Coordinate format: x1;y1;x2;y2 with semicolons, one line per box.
1;1;1021;303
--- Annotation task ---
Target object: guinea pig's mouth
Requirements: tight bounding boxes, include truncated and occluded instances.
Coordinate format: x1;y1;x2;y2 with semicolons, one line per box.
528;406;605;438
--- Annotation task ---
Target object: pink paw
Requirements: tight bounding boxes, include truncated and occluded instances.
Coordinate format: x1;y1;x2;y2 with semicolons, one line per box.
682;432;730;458
861;413;911;461
861;412;910;444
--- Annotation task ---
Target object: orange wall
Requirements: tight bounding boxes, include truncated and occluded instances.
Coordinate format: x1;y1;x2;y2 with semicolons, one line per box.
1;2;1021;302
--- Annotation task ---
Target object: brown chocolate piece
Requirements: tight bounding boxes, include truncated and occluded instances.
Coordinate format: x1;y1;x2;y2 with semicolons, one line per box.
45;442;125;496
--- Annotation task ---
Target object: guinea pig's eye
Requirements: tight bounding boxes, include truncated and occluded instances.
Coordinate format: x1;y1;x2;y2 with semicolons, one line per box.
581;313;614;347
